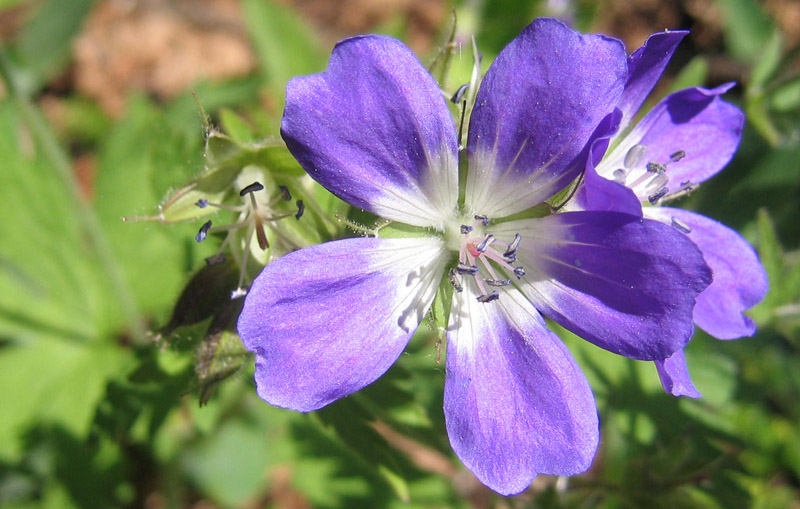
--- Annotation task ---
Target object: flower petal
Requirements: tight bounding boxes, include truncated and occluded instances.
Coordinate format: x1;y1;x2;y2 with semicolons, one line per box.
597;85;744;200
281;35;458;227
465;18;628;218
572;161;643;215
445;283;598;495
237;237;447;412
655;349;702;398
644;207;768;339
568;107;644;216
493;212;712;360
618;30;688;132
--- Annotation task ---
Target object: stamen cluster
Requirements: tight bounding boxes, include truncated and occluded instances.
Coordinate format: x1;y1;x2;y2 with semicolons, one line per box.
612;143;694;205
195;181;305;297
449;215;525;303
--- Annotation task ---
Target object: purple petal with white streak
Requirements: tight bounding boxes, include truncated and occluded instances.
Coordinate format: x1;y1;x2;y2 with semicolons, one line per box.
465;18;628;218
598;85;744;199
645;207;768;339
445;284;598;495
618;30;688;132
237;237;447;412
493;212;712;360
655;349;702;398
281;35;458;227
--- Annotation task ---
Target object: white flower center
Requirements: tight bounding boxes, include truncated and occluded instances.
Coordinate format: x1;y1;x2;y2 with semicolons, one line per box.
445;214;526;303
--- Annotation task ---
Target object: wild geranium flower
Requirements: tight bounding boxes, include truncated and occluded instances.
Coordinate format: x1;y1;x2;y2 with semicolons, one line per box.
570;30;768;397
238;19;712;495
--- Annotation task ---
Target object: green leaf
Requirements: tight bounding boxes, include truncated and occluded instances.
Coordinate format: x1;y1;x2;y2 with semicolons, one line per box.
0;337;131;460
0;0;28;9
734;145;800;191
749;30;784;90
177;393;295;505
751;209;782;319
12;0;94;89
746;95;782;146
314;399;413;501
668;56;710;93
770;78;800;112
93;97;212;317
474;0;537;55
717;0;774;62
749;209;800;336
218;108;256;143
181;419;273;506
0;102;124;339
54;95;113;145
242;0;325;102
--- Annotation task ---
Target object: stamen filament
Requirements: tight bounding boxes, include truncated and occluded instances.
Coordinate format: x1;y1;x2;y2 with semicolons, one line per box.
208;221;250;233
478;254;502;282
196;200;246;212
232;221;255;299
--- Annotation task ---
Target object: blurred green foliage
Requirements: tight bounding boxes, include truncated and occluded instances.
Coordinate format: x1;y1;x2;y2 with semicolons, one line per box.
1;0;799;507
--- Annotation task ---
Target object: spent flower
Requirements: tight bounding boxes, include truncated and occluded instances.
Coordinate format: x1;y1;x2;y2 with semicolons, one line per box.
238;19;714;494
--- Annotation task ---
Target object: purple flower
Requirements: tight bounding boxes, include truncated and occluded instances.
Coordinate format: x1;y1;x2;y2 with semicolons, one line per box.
237;19;712;494
572;31;768;398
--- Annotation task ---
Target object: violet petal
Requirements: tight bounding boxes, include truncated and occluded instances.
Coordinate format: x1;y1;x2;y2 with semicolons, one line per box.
493;212;712;360
445;284;598;495
570;108;644;215
655;349;702;398
618;30;688;132
645;207;768;339
598;85;744;198
465;18;628;218
237;237;447;412
281;35;459;227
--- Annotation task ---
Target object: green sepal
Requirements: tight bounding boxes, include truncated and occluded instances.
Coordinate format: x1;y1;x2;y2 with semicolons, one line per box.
496;201;552;223
156;133;306;223
375;221;433;239
544;172;585;211
431;271;455;331
196;328;251;407
205;132;306;178
159;259;240;338
157;168;239;223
